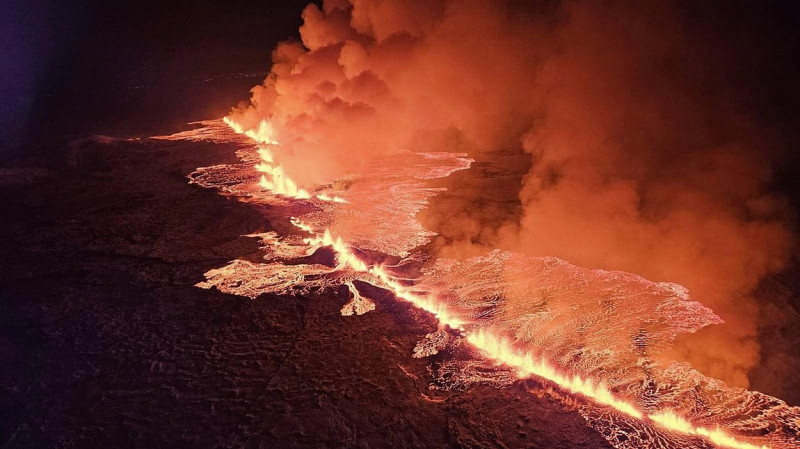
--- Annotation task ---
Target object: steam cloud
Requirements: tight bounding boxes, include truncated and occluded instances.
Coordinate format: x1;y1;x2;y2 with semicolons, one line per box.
228;0;795;392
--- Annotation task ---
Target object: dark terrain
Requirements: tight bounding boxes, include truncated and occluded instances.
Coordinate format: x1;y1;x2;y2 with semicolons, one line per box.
3;1;799;447
2;2;615;445
0;136;614;448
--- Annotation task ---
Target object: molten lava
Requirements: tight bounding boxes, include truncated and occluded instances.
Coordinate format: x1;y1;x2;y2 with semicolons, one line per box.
290;217;770;449
157;116;799;449
223;116;347;203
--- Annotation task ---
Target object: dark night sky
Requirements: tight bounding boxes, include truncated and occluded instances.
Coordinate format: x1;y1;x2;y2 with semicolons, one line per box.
2;1;799;143
1;0;313;155
2;0;800;191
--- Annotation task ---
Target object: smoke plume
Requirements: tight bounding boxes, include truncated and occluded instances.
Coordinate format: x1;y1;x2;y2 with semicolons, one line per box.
228;0;796;391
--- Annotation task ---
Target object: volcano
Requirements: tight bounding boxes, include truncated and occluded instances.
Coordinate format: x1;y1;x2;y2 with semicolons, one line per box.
3;1;800;449
0;130;618;449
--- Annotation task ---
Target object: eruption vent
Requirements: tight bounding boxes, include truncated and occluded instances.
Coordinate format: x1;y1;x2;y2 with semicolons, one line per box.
156;0;800;447
156;117;799;449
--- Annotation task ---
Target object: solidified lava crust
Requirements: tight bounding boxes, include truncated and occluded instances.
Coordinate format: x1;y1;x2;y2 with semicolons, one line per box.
0;137;613;448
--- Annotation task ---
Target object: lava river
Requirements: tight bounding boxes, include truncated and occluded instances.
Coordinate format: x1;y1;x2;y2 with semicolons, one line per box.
156;119;800;449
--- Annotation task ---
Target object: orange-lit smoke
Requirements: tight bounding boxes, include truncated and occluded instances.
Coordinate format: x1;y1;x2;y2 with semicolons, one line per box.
227;0;795;392
288;217;770;449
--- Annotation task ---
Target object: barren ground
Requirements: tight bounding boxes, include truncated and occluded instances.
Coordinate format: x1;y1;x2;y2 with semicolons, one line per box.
0;136;614;448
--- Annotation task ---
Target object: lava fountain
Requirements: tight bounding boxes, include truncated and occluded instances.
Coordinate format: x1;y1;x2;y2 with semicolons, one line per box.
149;3;800;447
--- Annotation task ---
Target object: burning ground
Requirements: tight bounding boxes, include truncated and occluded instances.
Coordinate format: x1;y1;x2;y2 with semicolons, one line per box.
154;117;799;449
224;0;800;397
3;0;800;448
3;116;796;448
148;1;800;445
0;134;617;448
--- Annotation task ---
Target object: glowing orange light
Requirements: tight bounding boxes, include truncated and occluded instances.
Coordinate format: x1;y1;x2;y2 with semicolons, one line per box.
223;116;346;203
650;410;768;449
288;202;770;449
233;117;770;449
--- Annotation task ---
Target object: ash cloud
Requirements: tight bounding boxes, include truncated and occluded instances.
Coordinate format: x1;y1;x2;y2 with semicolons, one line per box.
229;0;798;391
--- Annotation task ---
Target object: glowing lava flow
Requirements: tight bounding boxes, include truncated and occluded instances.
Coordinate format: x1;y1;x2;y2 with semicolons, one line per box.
223;116;345;203
225;117;768;449
254;162;311;200
291;217;463;328
222;116;278;145
649;411;769;449
468;333;768;449
290;218;768;449
467;329;643;418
